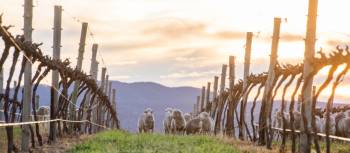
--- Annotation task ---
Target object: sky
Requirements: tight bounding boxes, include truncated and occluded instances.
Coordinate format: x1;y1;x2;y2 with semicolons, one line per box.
0;0;350;103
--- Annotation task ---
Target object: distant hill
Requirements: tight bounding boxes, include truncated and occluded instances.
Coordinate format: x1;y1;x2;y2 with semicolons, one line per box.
31;81;200;132
24;81;347;133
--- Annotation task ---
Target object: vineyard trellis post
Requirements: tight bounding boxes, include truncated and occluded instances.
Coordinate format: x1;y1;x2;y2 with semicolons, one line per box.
214;64;227;134
300;0;318;152
225;56;236;137
103;75;109;126
22;0;34;151
229;56;235;89
112;88;117;128
200;86;205;112
258;17;281;148
70;22;88;131
0;68;3;121
35;95;39;110
97;67;106;131
211;76;219;118
205;82;211;112
196;95;200;115
49;5;62;142
239;32;253;140
83;43;99;133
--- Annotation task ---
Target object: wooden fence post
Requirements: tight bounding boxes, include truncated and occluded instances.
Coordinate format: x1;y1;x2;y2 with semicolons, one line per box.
97;67;106;131
301;0;318;152
112;88;117;128
0;69;3;121
205;82;211;112
22;0;33;151
70;22;88;127
196;96;200;115
82;44;98;133
258;18;281;148
200;86;206;112
225;56;236;137
211;76;219;117
214;64;227;134
239;32;253;140
50;5;62;142
35;95;39;111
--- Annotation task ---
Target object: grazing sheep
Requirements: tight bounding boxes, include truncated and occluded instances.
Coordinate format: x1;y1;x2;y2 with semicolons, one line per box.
198;112;214;134
183;113;192;123
274;111;290;129
185;117;202;135
315;116;324;133
170;109;186;134
337;117;350;137
335;112;350;137
163;107;173;134
138;108;155;133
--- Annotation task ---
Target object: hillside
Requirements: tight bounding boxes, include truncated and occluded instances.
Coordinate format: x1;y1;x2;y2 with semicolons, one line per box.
30;81;200;132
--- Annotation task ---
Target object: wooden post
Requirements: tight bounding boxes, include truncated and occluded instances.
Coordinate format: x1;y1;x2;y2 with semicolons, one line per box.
70;22;88;125
112;88;117;128
301;0;318;152
0;69;3;121
50;5;62;142
200;86;206;112
35;95;39;111
211;76;219;117
97;67;106;131
108;82;112;101
258;18;281;148
196;96;200;115
193;103;197;116
103;75;109;125
298;94;302;112
105;75;109;93
239;32;253;140
82;44;98;133
229;56;235;89
22;0;33;151
205;82;211;112
220;64;228;92
214;64;227;134
225;56;236;137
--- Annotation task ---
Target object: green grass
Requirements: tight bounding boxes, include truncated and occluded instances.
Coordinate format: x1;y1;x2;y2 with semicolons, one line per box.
0;127;22;151
68;131;241;153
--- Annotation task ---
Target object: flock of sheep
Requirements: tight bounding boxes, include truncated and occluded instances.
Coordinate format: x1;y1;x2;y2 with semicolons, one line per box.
138;106;350;138
274;108;350;138
137;108;214;135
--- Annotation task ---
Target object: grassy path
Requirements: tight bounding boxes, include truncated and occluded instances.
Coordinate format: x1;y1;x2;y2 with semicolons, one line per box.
68;131;241;153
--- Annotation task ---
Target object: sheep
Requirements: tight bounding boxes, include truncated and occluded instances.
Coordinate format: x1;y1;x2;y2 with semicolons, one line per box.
170;109;186;134
185;117;202;135
163;107;173;134
198;112;214;134
138;108;155;133
335;112;350;137
337;117;350;137
183;113;192;123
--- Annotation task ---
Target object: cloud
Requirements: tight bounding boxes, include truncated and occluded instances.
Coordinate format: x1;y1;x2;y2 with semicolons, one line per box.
211;31;246;40
109;60;138;66
280;33;304;42
142;19;206;38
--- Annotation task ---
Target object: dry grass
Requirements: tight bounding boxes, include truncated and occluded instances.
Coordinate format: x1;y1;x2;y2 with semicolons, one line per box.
217;136;277;153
